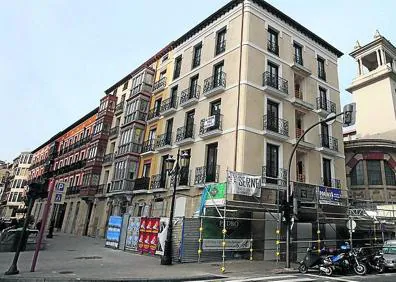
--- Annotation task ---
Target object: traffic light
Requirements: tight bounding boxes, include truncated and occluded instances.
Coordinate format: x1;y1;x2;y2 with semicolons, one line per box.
280;199;292;223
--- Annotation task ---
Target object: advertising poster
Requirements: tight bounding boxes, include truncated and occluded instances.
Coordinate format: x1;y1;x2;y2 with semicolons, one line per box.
319;187;341;205
138;217;160;255
227;170;262;197
105;216;123;249
125;217;141;251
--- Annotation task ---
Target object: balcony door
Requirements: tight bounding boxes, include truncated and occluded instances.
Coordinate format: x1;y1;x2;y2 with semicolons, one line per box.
165;118;173;143
160;155;168;188
185;110;195;138
321;122;329;147
210;100;221;130
214;62;224;87
323;158;332;187
267;100;279;132
154;99;162;116
319;87;327;110
268;62;279;88
206;143;218;182
189;75;199;99
148;129;156;146
179;149;190;186
266;143;279;184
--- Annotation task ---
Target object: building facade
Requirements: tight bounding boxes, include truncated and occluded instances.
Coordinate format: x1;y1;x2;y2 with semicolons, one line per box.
0;162;13;218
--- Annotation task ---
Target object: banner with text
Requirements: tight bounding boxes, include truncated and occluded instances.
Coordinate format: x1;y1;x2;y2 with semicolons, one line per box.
227;171;262;197
319;187;341;205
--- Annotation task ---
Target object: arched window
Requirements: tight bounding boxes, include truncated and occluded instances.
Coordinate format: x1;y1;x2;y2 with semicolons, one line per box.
351;160;364;185
385;161;396;186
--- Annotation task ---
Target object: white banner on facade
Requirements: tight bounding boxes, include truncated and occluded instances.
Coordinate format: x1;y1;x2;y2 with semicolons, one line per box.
202;239;251;250
227;171;262;197
203;115;216;129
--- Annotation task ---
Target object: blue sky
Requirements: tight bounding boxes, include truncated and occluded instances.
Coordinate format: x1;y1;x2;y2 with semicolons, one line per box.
0;0;394;162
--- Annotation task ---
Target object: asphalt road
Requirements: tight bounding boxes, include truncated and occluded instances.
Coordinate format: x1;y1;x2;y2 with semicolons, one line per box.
204;271;396;282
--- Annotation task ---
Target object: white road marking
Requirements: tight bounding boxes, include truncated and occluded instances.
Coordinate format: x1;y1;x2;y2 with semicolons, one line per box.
305;273;358;282
224;275;297;282
271;278;315;282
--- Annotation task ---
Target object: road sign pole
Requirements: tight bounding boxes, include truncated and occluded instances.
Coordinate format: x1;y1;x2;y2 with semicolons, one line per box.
31;179;55;272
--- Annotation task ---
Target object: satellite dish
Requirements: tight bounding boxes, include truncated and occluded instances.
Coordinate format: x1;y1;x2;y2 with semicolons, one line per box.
325;112;336;125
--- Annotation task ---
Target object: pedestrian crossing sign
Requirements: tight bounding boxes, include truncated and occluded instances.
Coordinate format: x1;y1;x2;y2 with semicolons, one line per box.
54;193;63;203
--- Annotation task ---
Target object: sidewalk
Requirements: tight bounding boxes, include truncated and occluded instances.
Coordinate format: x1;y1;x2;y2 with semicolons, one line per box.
0;233;297;281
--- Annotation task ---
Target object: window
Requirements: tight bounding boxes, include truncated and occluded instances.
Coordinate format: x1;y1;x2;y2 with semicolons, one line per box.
192;42;202;69
142;163;151;178
189;75;199;98
367;160;382;185
148;128;156;143
206;143;218;182
154;99;162;115
317;57;326;81
267;27;279;55
267;100;279;132
385;161;396;186
351;161;364;185
213;61;224;87
294;42;303;65
173;56;182;79
159;70;166;80
180;149;191;186
185;110;195;138
322;158;332;187
266;143;279;184
122;81;128;90
267;61;279;88
215;28;226;55
161;54;169;63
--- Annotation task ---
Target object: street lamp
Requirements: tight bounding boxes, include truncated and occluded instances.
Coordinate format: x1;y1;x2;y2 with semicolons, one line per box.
284;105;353;268
160;148;190;265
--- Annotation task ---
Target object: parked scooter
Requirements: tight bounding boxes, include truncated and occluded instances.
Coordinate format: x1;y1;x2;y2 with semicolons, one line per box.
357;248;385;273
298;247;328;273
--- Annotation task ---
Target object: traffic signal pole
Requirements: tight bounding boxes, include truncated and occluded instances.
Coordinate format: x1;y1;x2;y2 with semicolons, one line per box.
30;179;55;272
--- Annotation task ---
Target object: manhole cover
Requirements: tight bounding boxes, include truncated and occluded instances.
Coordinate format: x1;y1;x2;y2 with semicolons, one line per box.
74;256;102;260
59;271;74;274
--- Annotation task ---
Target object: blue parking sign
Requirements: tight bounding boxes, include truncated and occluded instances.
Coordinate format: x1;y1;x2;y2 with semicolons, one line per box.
56;183;65;192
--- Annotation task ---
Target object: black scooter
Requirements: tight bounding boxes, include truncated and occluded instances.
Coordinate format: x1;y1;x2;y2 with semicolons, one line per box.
299;247;329;273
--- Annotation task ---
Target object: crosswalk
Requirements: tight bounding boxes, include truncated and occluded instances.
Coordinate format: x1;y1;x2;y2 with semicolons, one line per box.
223;275;315;282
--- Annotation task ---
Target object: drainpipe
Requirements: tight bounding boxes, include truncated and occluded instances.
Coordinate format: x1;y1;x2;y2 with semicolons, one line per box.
233;0;245;171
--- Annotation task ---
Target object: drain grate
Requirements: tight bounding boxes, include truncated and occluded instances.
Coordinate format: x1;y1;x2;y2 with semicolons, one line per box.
74;256;102;260
59;271;74;274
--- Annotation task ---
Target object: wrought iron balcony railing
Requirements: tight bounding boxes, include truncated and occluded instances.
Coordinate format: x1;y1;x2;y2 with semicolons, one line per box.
316;97;336;113
295;88;303;100
156;132;172;148
215;40;226;55
267;39;279;55
124;110;147;125
134;177;150;190
57;136;92;156
297;173;306;183
141;139;156;153
180;85;200;106
150;174;166;190
294;54;303;65
152;77;167;93
170;168;191;187
117;142;142;156
319;134;339;151
199;114;222;135
66;186;81;196
263;71;288;94
296;128;304;139
194;165;220;185
147;108;161;121
203;72;226;94
262;166;287;186
263;115;289;136
160;97;177;114
175;125;195;143
321;178;341;189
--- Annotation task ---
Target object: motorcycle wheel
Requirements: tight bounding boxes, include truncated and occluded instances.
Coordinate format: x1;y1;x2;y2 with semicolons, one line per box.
353;263;367;275
324;267;333;276
298;263;308;274
377;264;385;274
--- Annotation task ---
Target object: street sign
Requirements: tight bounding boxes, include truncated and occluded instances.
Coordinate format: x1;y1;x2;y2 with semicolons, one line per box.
347;219;356;231
52;182;68;204
56;183;65;192
54;193;63;203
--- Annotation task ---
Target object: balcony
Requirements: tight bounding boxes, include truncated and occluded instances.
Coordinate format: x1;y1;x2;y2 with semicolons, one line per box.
57;136;92;157
175;125;195;146
79;185;98;198
141;139;156;156
133;177;150;194
267;40;279;55
109;126;119;139
179;86;200;108
150;174;167;192
123;110;147;127
290;128;315;150
160;97;177;117
315;98;336;116
130;82;152;98
203;72;226;98
170;169;191;190
147;108;161;123
199;114;223;139
262;166;287;187
54;160;86;176
109;179;135;194
152;77;167;94
96;184;106;196
291;54;311;77
322;178;341;189
156;133;172;152
317;135;339;155
116;142;142;156
296;174;306;183
103;153;114;165
66;186;81;196
194;165;220;186
290;89;314;111
115;102;124;115
262;71;288;98
263;115;289;141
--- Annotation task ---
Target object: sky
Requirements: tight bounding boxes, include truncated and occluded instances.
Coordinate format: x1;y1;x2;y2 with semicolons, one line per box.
0;0;394;162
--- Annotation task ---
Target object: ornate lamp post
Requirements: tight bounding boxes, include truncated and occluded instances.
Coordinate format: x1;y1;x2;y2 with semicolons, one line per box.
160;148;190;265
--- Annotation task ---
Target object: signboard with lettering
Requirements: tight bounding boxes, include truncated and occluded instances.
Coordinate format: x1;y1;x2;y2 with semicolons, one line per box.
205;183;226;207
53;182;68;204
202;239;251;250
319;187;341;205
227;170;261;197
203;116;216;129
105;216;123;249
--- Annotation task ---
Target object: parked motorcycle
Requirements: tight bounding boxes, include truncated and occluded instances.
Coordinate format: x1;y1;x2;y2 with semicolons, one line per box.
357;248;385;273
298;247;328;273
